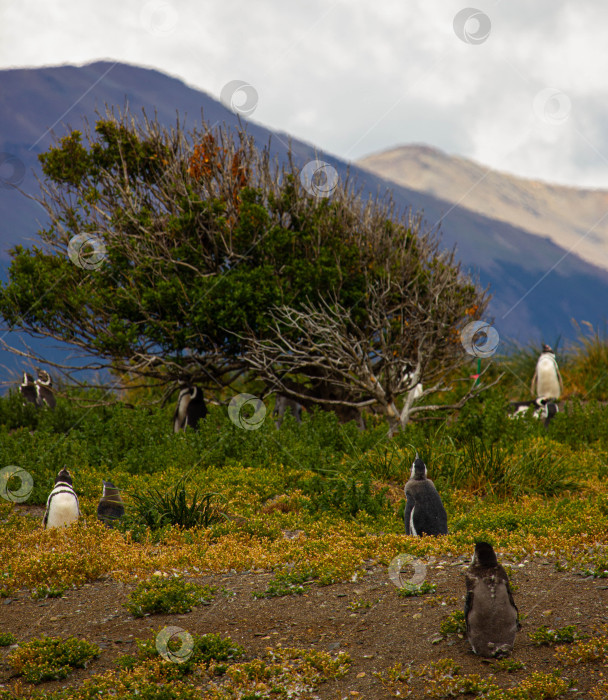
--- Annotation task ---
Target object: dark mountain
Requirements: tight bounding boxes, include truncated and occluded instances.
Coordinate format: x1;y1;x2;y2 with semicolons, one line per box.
358;144;608;274
1;61;606;385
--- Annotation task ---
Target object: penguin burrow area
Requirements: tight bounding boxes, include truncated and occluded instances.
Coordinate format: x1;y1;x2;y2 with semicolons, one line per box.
0;548;605;697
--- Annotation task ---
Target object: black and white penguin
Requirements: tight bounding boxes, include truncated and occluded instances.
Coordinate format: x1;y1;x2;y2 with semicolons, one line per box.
173;382;207;432
43;468;80;529
273;395;303;428
465;542;520;658
403;455;448;536
509;397;559;428
97;480;125;528
19;369;56;408
35;369;56;409
531;344;563;400
19;372;38;405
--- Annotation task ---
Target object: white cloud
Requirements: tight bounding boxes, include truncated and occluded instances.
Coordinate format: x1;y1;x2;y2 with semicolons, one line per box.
2;0;608;186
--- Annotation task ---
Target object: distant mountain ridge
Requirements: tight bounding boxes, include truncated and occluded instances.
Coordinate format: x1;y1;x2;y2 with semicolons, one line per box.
1;61;608;381
358;144;608;273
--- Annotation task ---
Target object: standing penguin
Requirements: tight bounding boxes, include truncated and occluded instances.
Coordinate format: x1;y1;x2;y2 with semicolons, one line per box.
173;382;208;432
35;369;56;409
97;480;125;528
404;455;448;536
43;468;80;529
19;372;38;405
531;344;563;400
465;542;520;658
19;369;56;408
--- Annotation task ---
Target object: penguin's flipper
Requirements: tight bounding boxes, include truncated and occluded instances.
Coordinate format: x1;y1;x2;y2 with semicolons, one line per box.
505;577;520;629
530;368;537;397
37;385;56;409
464;589;473;634
403;492;414;535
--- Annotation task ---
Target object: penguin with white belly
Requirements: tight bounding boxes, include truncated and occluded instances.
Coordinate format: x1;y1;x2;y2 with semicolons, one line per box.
43;468;80;529
173;382;207;432
531;344;563;400
403;455;448;537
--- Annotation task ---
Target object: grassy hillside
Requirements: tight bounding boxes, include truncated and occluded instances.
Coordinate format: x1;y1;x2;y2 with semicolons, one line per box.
1;344;608;698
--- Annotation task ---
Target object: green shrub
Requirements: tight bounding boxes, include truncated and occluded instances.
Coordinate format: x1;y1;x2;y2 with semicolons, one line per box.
396;581;437;597
440;611;467;636
121;630;244;676
8;635;100;684
125;576;216;617
529;625;581;646
31;585;66;600
302;473;389;517
496;658;526;672
0;633;16;646
253;567;317;599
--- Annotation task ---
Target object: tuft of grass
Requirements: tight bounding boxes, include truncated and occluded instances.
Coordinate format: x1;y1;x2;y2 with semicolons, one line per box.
0;633;16;647
31;585;66;600
529;625;582;646
566;321;608;400
302;472;390;517
347;597;379;611
553;633;608;665
125;576;216;617
496;658;526;672
119;630;244;676
440;610;467;637
253;567;317;599
8;635;100;684
397;581;438;597
129;480;228;531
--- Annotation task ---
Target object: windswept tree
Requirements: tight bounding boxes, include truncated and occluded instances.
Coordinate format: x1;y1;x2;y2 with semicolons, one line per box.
0;110;493;425
242;211;494;435
0;111;366;395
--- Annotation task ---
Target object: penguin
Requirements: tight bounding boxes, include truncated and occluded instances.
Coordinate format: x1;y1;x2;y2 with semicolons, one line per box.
403;455;448;536
403;371;423;400
173;382;207;432
35;369;56;409
509;397;559;428
97;480;125;527
465;542;520;658
43;468;80;529
531;344;563;400
19;372;38;405
273;395;303;428
541;400;559;428
19;369;56;408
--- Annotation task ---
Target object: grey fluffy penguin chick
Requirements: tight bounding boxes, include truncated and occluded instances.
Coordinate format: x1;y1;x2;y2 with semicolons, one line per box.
465;542;520;658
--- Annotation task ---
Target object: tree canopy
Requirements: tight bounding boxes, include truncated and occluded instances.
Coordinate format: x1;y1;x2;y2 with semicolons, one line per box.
0;111;491;428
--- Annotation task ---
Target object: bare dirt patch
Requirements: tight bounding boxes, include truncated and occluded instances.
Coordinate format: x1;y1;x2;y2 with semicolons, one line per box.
1;556;608;697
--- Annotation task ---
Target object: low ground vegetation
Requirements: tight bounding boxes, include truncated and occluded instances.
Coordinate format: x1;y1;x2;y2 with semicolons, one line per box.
2;344;608;696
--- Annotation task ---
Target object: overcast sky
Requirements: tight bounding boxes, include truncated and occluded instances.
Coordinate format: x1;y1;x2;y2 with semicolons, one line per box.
2;0;608;188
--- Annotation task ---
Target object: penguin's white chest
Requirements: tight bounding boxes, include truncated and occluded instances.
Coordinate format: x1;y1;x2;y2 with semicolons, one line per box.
409;506;418;536
46;493;79;528
536;357;561;399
